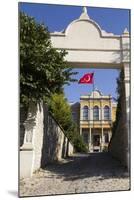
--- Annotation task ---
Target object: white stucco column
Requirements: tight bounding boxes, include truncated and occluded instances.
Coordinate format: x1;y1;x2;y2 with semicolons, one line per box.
90;107;93;120
100;100;103;121
21;103;37;149
108;129;112;142
121;29;130;168
123;62;130;168
20;103;37;178
20;102;45;177
101;100;104;121
123;63;130;124
121;29;130;126
80;127;82;135
99;107;101;120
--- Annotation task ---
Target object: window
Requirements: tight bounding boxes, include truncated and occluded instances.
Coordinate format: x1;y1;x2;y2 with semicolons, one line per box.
104;106;110;120
82;106;88;120
93;106;99;120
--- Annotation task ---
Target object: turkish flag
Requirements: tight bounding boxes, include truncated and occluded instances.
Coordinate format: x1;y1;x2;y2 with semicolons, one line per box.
78;73;94;84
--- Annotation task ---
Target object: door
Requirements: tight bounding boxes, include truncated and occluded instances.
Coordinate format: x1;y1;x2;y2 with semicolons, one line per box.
93;135;100;152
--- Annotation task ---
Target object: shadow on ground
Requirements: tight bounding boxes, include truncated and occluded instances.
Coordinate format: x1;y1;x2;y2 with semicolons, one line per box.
41;152;129;181
8;190;18;197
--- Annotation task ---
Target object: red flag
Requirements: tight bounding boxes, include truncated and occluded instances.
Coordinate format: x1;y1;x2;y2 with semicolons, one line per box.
78;73;94;84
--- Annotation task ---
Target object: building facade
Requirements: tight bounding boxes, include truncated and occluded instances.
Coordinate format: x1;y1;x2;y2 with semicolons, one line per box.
70;102;80;131
71;90;117;152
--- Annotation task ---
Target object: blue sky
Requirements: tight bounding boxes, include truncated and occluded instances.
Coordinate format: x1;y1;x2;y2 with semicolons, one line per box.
65;68;120;103
19;3;130;102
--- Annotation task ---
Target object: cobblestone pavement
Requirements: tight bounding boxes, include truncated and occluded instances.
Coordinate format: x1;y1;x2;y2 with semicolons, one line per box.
19;153;130;197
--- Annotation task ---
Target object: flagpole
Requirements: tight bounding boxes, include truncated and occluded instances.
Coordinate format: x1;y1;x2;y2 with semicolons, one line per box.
78;72;94;152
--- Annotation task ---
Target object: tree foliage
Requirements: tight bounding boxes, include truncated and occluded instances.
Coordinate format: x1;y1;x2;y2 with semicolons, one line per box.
20;12;86;152
48;93;88;153
20;12;77;107
48;93;73;130
112;69;124;136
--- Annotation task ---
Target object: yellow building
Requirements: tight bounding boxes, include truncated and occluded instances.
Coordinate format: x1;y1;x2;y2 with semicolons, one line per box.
79;89;117;152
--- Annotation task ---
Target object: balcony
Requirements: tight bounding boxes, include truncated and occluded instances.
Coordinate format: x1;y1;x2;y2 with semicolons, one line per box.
80;119;112;128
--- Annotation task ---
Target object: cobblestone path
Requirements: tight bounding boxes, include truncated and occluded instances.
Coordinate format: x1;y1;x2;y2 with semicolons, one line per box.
20;153;130;197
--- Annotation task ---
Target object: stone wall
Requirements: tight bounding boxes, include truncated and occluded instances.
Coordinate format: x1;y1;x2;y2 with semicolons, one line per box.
20;103;74;178
41;104;74;167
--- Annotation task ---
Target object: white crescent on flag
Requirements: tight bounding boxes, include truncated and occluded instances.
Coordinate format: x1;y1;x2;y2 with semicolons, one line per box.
78;72;94;84
84;75;91;82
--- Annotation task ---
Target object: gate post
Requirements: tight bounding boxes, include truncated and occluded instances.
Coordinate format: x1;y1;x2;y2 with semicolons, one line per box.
123;62;130;170
20;102;44;178
121;28;130;169
20;103;37;178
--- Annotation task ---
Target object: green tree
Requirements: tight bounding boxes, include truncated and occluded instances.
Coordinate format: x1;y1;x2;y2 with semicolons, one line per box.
48;93;88;153
112;69;124;136
20;12;77;107
48;93;73;131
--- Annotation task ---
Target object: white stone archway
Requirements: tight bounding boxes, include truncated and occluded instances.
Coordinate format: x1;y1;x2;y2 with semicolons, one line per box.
50;7;130;69
50;7;130;168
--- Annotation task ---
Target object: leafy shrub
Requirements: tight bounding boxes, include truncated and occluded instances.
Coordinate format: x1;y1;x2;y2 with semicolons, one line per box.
48;93;88;153
102;146;108;152
73;134;88;153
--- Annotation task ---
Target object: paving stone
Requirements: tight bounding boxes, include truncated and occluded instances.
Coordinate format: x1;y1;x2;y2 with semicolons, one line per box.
19;152;130;197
